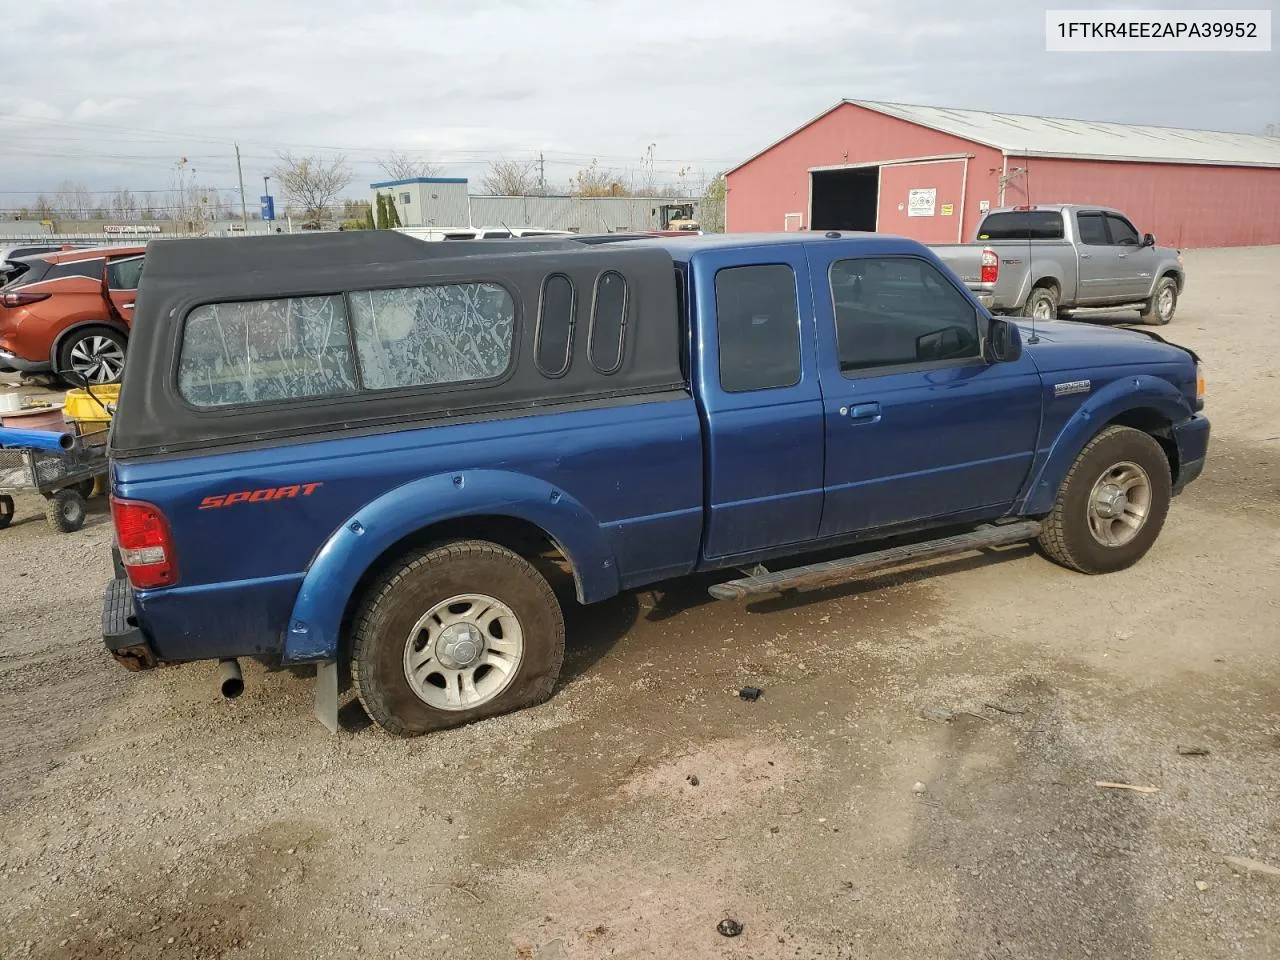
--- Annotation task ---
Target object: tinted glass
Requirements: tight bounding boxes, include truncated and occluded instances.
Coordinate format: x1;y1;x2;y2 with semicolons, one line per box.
1106;214;1140;246
588;271;627;374
535;274;575;377
715;264;801;392
481;231;513;239
976;211;1064;240
47;258;104;281
830;257;980;373
1076;213;1108;245
179;296;356;407
106;256;144;290
349;282;514;390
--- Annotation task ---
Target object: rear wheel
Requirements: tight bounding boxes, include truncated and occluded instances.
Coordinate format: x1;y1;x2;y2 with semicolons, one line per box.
58;327;127;385
1139;277;1177;325
1038;425;1171;574
351;540;565;736
45;488;86;533
0;495;13;530
1021;285;1059;322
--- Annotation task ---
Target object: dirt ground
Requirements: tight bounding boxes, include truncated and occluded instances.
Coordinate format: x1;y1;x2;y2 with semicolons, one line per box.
2;247;1278;960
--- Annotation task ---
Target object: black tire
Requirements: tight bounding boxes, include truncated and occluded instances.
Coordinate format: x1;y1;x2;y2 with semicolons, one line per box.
351;540;565;736
0;494;13;530
1021;285;1059;321
1139;277;1177;326
45;488;86;533
75;479;96;500
56;326;127;386
1037;425;1172;574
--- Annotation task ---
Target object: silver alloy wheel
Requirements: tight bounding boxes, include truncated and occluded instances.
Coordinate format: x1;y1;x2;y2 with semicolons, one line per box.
1087;460;1152;547
68;335;125;383
1157;285;1175;321
402;593;524;711
1032;297;1054;320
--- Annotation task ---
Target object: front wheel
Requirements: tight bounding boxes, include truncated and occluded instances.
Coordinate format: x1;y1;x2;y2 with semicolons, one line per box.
1037;425;1172;574
1139;277;1177;326
351;540;565;736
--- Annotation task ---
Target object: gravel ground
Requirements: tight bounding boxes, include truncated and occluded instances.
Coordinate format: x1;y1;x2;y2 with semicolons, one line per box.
2;246;1278;960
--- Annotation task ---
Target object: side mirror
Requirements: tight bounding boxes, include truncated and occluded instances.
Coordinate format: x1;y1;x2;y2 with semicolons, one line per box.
1142;233;1155;247
986;318;1023;363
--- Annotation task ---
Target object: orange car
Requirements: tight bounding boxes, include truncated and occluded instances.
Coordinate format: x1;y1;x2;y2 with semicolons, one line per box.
0;244;146;384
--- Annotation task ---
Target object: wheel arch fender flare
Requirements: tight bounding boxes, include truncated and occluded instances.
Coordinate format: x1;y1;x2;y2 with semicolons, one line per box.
281;468;619;663
1021;375;1192;515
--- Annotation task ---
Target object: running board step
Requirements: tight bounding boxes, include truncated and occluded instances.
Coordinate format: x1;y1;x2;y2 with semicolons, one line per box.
707;520;1042;601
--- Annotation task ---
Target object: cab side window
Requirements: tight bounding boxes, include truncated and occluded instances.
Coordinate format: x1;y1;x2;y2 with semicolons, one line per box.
1076;212;1108;246
829;257;980;374
714;264;801;392
1105;214;1140;246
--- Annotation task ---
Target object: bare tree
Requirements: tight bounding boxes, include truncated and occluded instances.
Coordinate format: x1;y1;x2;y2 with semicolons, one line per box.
1265;122;1280;137
270;152;353;226
570;159;629;197
109;188;139;220
377;151;440;181
53;180;93;219
32;195;54;220
480;159;543;196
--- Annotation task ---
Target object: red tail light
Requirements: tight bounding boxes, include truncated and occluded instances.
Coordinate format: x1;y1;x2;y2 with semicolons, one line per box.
1;291;51;308
980;248;999;284
111;496;179;589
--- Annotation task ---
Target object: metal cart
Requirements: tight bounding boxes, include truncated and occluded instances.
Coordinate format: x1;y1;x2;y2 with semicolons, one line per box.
0;426;108;533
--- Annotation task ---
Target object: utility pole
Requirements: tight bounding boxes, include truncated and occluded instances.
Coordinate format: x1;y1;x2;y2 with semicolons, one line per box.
538;152;545;194
234;143;249;233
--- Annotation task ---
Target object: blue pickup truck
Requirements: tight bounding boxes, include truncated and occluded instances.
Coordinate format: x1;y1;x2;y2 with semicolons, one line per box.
102;230;1208;735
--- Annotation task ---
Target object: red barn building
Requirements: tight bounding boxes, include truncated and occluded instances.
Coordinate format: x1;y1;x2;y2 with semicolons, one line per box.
725;100;1280;248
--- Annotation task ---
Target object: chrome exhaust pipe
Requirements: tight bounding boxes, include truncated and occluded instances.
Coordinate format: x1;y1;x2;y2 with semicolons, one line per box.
218;658;244;699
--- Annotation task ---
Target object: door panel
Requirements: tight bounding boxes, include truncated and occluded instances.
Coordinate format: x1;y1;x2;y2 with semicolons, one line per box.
812;251;1042;537
692;247;824;560
104;254;144;326
1074;211;1124;301
1105;213;1156;300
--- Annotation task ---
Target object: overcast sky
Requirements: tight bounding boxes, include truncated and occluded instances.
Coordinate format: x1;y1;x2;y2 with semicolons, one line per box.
0;0;1275;205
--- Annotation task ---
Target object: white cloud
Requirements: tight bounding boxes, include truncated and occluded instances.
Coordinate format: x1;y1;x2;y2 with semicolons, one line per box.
0;0;1274;199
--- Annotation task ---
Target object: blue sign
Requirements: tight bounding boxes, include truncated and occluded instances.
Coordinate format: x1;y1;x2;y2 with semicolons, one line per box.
260;196;275;222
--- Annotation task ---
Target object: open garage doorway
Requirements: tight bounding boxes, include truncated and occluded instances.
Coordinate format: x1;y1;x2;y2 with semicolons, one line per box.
810;166;878;231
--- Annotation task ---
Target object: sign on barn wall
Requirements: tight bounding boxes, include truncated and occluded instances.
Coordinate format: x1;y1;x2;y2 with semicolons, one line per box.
907;188;936;217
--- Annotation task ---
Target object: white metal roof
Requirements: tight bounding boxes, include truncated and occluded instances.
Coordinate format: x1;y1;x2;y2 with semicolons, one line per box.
849;100;1280;168
727;100;1280;173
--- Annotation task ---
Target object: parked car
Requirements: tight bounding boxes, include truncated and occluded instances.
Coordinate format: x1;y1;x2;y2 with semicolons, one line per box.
0;243;85;286
930;204;1185;325
0;244;146;384
101;230;1208;736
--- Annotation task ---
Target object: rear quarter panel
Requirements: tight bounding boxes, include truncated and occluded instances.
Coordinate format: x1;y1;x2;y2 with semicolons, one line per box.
115;397;703;662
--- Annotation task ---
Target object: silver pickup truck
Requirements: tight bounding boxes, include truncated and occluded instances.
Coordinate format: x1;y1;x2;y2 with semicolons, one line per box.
931;204;1185;325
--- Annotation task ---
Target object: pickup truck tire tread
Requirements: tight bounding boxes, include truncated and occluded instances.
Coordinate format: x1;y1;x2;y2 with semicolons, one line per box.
1037;425;1171;574
350;539;565;737
1139;277;1177;326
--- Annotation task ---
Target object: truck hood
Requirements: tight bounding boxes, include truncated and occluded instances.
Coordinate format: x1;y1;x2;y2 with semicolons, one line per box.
1012;319;1197;371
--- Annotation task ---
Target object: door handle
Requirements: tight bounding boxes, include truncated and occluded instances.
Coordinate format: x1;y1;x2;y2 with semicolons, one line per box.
845;402;881;423
1079;253;1091;259
122;302;135;309
1117;253;1127;259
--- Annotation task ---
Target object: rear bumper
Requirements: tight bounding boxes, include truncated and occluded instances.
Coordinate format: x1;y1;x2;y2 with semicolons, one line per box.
0;348;50;374
102;573;161;671
1172;413;1210;495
